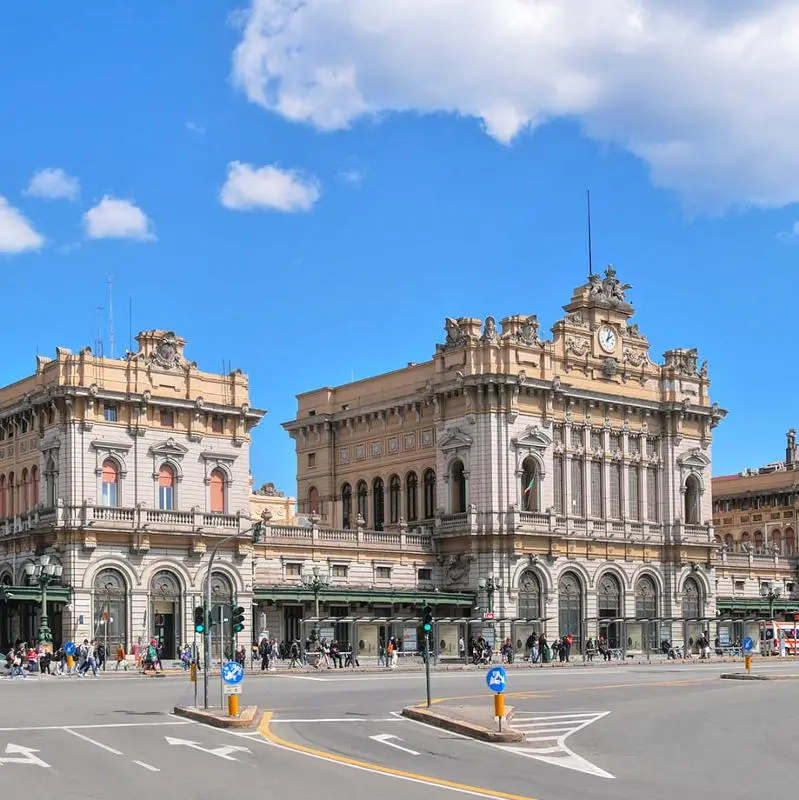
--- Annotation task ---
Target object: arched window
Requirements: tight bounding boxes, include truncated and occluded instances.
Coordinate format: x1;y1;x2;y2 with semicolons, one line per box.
0;474;5;518
20;468;28;512
724;533;734;551
7;472;14;516
101;461;119;507
753;530;764;554
149;570;182;660
158;464;175;510
558;572;583;651
389;475;401;524
598;574;622;648
341;483;352;529
423;469;437;519
356;480;368;524
635;575;657;619
94;567;128;652
682;577;702;619
308;486;320;515
740;531;751;551
31;465;39;507
684;475;701;524
450;460;466;514
786;527;795;555
521;457;540;512
518;571;541;620
772;530;782;554
209;468;226;513
406;472;418;522
373;478;385;531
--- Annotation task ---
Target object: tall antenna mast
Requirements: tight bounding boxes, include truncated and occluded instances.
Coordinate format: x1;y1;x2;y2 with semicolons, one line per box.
128;297;133;353
96;306;104;357
107;276;115;358
586;189;594;276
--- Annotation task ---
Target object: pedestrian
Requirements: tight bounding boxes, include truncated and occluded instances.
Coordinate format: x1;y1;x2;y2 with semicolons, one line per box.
386;638;395;669
564;633;573;662
79;639;98;677
459;636;466;660
96;641;106;671
259;638;270;671
115;643;128;671
539;633;549;664
288;639;302;668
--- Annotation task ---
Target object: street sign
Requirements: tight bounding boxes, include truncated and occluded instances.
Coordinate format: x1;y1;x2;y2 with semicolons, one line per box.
64;642;76;656
482;612;496;621
221;661;244;685
223;684;242;695
486;665;507;693
742;636;754;653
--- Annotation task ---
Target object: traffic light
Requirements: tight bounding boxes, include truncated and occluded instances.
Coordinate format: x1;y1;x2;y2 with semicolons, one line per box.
422;604;433;633
193;606;205;634
231;605;246;634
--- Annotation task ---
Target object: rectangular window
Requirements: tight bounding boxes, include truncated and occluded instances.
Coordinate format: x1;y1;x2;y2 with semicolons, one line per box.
628;467;640;520
285;563;302;577
553;455;564;514
417;568;432;582
647;467;659;521
553;426;564;444
331;564;348;578
609;462;622;519
647;437;658;457
570;428;582;449
571;458;584;516
590;461;603;517
610;433;621;452
158;485;174;511
376;566;391;579
160;409;174;428
734;580;746;593
591;431;602;451
308;453;316;468
628;437;640;455
104;405;118;423
102;481;118;508
212;416;224;434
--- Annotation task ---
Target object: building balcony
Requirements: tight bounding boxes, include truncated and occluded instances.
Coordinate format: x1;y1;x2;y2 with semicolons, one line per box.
717;550;797;570
0;506;59;536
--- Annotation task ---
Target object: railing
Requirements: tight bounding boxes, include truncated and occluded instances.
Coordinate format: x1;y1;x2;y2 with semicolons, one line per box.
519;511;549;527
0;507;58;536
440;512;467;529
146;509;193;526
268;525;313;540
318;528;358;542
364;531;400;545
262;523;433;553
95;506;136;523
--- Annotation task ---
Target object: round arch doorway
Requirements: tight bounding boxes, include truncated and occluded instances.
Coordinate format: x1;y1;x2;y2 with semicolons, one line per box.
150;570;182;660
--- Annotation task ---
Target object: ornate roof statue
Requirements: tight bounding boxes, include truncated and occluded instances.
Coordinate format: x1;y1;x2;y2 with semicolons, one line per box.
481;315;499;344
588;265;632;305
514;314;541;346
443;317;468;351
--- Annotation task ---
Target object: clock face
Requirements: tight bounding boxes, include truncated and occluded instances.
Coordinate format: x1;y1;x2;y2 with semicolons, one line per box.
598;326;617;353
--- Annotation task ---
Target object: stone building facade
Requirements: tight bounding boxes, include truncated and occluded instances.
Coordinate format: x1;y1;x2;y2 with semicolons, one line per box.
281;268;726;654
712;429;799;631
0;330;264;656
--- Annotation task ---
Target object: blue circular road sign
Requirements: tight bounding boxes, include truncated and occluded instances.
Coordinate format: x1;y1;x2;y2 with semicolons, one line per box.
222;661;244;685
742;637;754;653
64;641;76;656
486;665;507;693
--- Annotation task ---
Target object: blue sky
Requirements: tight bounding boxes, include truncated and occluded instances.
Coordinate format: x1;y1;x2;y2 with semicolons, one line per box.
1;1;798;496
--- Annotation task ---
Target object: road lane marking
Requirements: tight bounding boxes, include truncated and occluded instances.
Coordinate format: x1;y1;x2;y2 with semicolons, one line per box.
0;744;51;768
0;722;193;732
258;712;540;800
269;718;403;723
132;760;160;772
370;734;421;756
165;736;251;761
63;728;123;755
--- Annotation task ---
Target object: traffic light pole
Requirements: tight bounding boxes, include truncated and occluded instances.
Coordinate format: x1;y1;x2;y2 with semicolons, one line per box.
424;632;431;708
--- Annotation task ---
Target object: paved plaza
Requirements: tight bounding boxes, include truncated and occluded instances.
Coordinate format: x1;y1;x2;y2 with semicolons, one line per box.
2;660;799;800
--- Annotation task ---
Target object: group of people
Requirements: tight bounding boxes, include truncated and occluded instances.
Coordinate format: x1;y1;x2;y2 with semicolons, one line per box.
4;638;114;677
523;632;575;663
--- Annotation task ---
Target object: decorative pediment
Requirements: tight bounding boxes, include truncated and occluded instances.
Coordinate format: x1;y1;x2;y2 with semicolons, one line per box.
90;440;132;454
149;437;189;459
438;427;473;452
677;448;710;470
200;450;239;463
512;426;552;451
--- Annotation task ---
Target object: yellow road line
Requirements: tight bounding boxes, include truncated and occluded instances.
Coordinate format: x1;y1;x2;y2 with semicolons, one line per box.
258;712;539;800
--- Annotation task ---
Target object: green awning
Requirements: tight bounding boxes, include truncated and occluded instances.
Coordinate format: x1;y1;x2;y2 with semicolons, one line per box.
252;586;474;607
0;585;72;604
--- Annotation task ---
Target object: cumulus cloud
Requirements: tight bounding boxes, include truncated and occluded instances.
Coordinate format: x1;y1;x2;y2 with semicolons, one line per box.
0;197;44;254
83;196;156;241
232;0;799;211
25;167;80;201
220;161;321;212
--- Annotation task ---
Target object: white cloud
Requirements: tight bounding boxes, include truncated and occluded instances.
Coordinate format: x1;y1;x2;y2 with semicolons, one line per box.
0;196;44;254
220;161;321;212
83;196;156;241
778;221;799;240
25;167;80;201
186;120;206;135
232;0;799;211
338;169;364;186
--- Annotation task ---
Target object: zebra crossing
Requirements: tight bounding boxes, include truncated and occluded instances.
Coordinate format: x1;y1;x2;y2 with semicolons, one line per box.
495;710;614;779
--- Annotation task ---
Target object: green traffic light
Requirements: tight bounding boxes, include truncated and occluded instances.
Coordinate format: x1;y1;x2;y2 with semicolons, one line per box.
423;622;432;632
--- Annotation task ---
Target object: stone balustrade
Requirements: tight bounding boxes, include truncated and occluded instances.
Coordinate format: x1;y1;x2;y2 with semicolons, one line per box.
262;520;433;553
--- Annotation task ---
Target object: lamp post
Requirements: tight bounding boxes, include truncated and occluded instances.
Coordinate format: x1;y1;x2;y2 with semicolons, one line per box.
301;565;330;646
24;555;63;651
478;574;503;648
761;580;782;620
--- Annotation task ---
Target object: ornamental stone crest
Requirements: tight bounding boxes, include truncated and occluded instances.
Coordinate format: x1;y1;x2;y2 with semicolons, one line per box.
481;315;499;343
443;318;468;350
588;266;632;306
515;315;541;346
151;332;182;370
602;357;619;378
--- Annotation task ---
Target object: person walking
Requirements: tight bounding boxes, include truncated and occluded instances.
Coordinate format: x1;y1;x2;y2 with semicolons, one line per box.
115;643;128;671
96;641;106;671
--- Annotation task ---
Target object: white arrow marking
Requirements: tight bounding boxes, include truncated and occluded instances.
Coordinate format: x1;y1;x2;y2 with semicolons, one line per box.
0;744;51;768
369;734;420;756
164;737;250;761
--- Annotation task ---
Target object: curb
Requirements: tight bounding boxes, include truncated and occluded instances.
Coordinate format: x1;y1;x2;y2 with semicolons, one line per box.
173;705;260;728
401;705;523;743
720;673;799;681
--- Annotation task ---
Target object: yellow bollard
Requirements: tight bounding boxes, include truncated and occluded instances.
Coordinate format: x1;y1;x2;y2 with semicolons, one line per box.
494;692;505;733
190;663;196;683
227;694;239;717
745;655;752;673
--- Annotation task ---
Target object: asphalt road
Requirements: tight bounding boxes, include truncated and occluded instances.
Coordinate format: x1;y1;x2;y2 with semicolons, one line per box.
2;660;799;800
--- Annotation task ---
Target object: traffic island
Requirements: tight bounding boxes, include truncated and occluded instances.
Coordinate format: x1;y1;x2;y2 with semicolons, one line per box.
720;673;799;681
173;705;260;728
401;703;523;743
